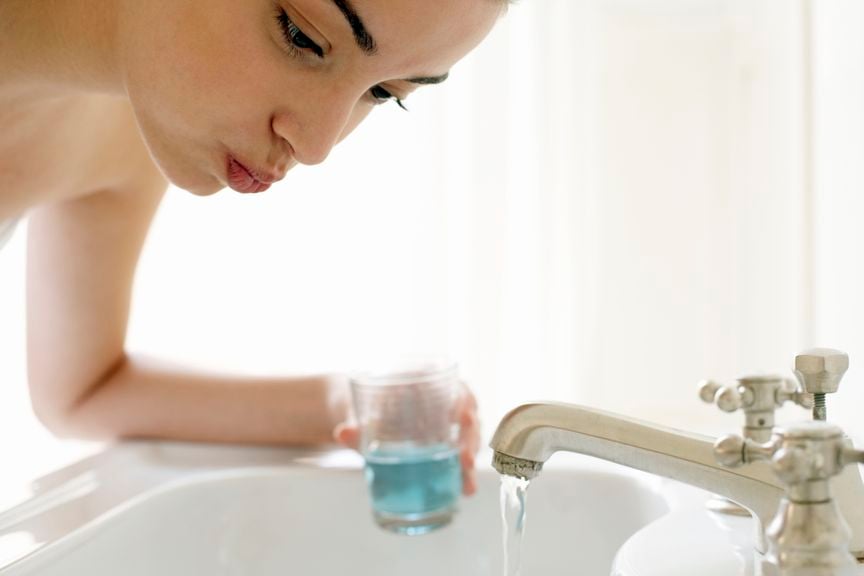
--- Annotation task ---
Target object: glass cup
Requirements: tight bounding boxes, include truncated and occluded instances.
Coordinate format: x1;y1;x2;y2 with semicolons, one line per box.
350;360;462;535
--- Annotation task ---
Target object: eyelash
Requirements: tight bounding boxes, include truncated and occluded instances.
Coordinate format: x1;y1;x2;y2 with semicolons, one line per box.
274;8;407;111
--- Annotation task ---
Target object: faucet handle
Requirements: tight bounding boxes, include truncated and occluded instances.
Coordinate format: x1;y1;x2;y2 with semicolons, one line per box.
775;377;815;409
842;446;864;467
716;421;863;574
716;421;852;484
698;379;747;412
699;375;811;441
713;433;779;468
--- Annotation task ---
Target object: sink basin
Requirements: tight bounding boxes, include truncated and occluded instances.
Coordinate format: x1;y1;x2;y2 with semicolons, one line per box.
0;443;668;575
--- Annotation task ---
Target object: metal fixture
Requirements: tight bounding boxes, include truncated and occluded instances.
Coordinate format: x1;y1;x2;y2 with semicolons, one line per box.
715;421;864;575
491;402;784;554
489;350;864;560
794;348;849;421
699;373;812;517
699;375;812;442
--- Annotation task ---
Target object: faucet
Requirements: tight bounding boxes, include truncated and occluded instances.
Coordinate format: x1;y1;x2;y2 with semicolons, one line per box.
717;420;864;574
489;349;864;560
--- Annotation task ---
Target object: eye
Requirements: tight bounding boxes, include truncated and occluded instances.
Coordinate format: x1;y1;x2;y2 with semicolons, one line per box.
275;8;323;58
368;85;408;111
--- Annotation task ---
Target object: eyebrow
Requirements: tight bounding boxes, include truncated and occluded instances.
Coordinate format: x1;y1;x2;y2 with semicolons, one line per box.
326;1;449;86
406;73;450;86
330;0;377;55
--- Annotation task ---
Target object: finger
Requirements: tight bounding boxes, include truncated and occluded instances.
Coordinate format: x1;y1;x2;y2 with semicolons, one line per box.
460;448;477;496
461;381;478;411
453;381;473;413
459;407;482;456
457;381;480;448
333;423;361;450
456;380;478;413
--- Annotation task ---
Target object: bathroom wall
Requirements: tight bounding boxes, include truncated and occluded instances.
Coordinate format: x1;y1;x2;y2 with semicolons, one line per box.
3;0;858;487
532;0;809;434
810;0;864;441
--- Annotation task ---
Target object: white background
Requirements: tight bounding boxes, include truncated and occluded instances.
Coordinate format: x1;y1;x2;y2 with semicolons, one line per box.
2;0;863;492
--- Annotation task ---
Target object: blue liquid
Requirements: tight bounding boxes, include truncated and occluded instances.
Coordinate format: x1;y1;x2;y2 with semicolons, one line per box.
365;443;462;532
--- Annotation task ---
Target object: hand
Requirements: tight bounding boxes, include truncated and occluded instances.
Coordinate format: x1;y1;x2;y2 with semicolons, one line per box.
333;381;481;496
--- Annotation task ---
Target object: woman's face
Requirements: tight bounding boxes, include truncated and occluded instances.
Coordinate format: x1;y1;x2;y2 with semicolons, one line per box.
118;0;503;195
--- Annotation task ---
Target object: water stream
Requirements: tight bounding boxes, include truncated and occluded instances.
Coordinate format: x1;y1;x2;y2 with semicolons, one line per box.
500;476;531;576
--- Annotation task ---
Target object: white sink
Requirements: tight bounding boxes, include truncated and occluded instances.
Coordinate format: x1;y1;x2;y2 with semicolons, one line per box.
0;443;670;576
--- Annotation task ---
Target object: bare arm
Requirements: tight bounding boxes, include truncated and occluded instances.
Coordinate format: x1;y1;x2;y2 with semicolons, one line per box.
26;168;347;446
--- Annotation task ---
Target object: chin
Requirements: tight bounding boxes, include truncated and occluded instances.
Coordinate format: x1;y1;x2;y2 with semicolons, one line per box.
182;180;225;196
157;161;224;196
139;129;225;196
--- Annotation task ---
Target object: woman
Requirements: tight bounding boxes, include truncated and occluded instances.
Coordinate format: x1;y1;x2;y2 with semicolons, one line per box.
0;0;507;495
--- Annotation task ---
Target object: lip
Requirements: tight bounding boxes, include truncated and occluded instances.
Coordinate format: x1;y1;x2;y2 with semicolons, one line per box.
226;155;277;193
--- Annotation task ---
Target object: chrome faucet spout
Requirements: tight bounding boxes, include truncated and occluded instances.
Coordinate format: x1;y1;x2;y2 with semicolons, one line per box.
490;401;783;554
491;451;543;480
490;401;864;558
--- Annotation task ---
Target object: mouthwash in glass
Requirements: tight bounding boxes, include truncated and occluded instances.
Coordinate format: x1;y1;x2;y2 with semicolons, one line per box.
364;442;462;535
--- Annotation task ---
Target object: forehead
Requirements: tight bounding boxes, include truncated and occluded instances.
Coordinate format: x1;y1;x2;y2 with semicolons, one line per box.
348;0;503;73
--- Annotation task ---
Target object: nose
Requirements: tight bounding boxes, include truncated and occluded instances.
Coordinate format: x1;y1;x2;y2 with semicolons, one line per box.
271;87;359;166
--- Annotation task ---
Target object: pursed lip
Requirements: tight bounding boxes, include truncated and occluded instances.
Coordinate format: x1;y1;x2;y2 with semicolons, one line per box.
226;155;285;193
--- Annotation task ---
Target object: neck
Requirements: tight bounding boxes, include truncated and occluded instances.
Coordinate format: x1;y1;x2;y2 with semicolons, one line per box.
0;0;122;99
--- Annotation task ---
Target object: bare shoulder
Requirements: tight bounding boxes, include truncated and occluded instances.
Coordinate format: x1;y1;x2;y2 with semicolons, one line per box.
0;92;169;218
28;95;170;258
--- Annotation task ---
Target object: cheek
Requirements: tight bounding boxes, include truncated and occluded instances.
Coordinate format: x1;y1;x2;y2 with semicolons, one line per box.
338;105;375;144
125;6;280;139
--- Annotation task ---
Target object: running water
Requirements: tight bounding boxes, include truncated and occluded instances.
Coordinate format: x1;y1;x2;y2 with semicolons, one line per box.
500;475;531;576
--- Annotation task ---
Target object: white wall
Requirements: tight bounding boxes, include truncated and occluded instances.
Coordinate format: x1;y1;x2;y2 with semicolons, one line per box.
811;0;864;442
559;0;808;431
2;0;848;489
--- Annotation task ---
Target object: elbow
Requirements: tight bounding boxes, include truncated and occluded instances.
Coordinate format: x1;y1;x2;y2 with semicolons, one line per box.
28;388;103;440
27;357;128;441
29;395;84;439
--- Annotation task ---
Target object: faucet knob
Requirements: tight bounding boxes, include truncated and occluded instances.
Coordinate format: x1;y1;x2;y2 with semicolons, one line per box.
772;446;818;486
713;433;779;468
794;348;849;421
716;421;847;479
699;380;748;412
774;378;814;409
699;375;811;442
713;434;745;467
698;379;722;404
716;420;863;574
